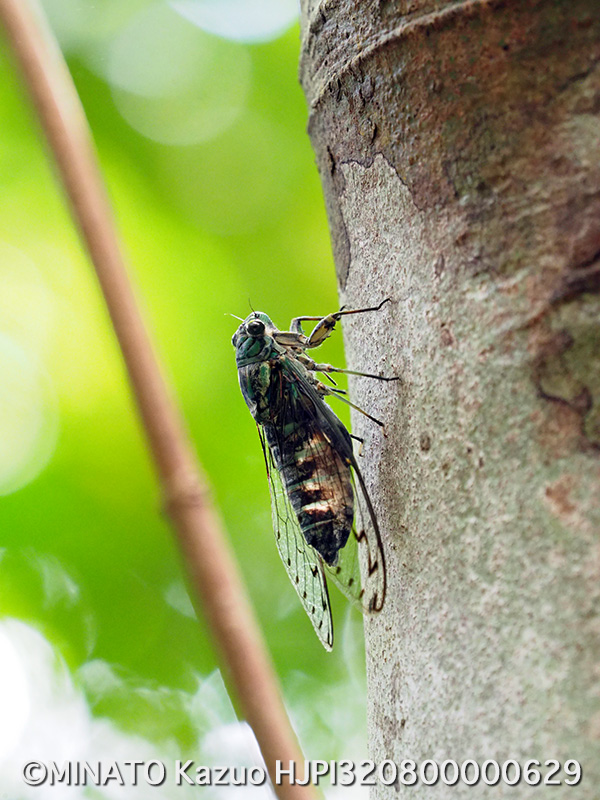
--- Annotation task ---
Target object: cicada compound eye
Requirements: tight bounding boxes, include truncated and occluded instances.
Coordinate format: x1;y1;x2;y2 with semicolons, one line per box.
246;318;266;337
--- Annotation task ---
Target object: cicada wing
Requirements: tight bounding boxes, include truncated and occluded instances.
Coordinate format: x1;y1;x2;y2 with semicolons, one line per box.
257;426;334;651
324;459;386;614
280;356;387;616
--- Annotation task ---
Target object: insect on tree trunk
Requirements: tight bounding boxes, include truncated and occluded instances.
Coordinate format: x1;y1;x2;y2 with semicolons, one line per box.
299;0;600;796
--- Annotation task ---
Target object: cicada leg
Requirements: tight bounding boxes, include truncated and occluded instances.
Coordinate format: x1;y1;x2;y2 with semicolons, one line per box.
350;433;365;456
290;297;392;348
317;380;389;434
297;350;400;384
331;392;388;435
308;360;400;383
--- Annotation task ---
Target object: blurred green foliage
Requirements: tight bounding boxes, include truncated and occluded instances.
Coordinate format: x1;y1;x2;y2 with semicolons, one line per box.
0;0;366;771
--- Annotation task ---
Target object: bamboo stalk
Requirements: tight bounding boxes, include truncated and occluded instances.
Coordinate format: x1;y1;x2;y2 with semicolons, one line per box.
0;1;316;796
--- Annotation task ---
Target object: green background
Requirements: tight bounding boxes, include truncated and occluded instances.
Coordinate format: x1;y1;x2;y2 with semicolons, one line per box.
0;1;368;791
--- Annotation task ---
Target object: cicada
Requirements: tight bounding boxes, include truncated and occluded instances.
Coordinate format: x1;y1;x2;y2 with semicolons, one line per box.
232;301;396;650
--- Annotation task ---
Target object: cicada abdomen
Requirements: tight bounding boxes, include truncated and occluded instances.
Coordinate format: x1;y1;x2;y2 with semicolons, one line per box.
263;406;354;567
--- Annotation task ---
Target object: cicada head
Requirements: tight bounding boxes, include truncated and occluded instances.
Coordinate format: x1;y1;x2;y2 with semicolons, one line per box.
232;312;280;367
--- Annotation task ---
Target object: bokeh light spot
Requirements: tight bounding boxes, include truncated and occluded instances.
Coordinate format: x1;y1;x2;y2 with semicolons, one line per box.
170;0;298;43
0;335;58;495
0;241;56;360
0;620;269;797
108;3;251;146
0;624;30;760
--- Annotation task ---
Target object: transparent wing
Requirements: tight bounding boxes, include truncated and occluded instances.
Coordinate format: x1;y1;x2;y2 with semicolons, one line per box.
281;356;387;616
325;461;386;614
257;426;334;651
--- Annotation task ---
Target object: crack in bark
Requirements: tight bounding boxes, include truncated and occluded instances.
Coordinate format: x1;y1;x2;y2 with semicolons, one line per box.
323;145;352;288
551;254;600;306
556;55;600;95
330;152;428;287
338;154;427;211
532;329;600;454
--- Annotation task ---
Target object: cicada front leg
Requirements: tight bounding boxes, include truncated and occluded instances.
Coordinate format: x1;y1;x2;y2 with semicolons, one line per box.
291;297;393;349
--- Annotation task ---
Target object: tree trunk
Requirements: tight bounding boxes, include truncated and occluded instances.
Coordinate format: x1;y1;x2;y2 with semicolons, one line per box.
299;1;600;796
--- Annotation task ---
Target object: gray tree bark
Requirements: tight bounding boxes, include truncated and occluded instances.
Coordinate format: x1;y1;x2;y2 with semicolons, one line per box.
299;1;600;796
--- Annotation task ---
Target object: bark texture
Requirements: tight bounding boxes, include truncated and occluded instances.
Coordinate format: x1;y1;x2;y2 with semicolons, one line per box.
299;1;600;796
